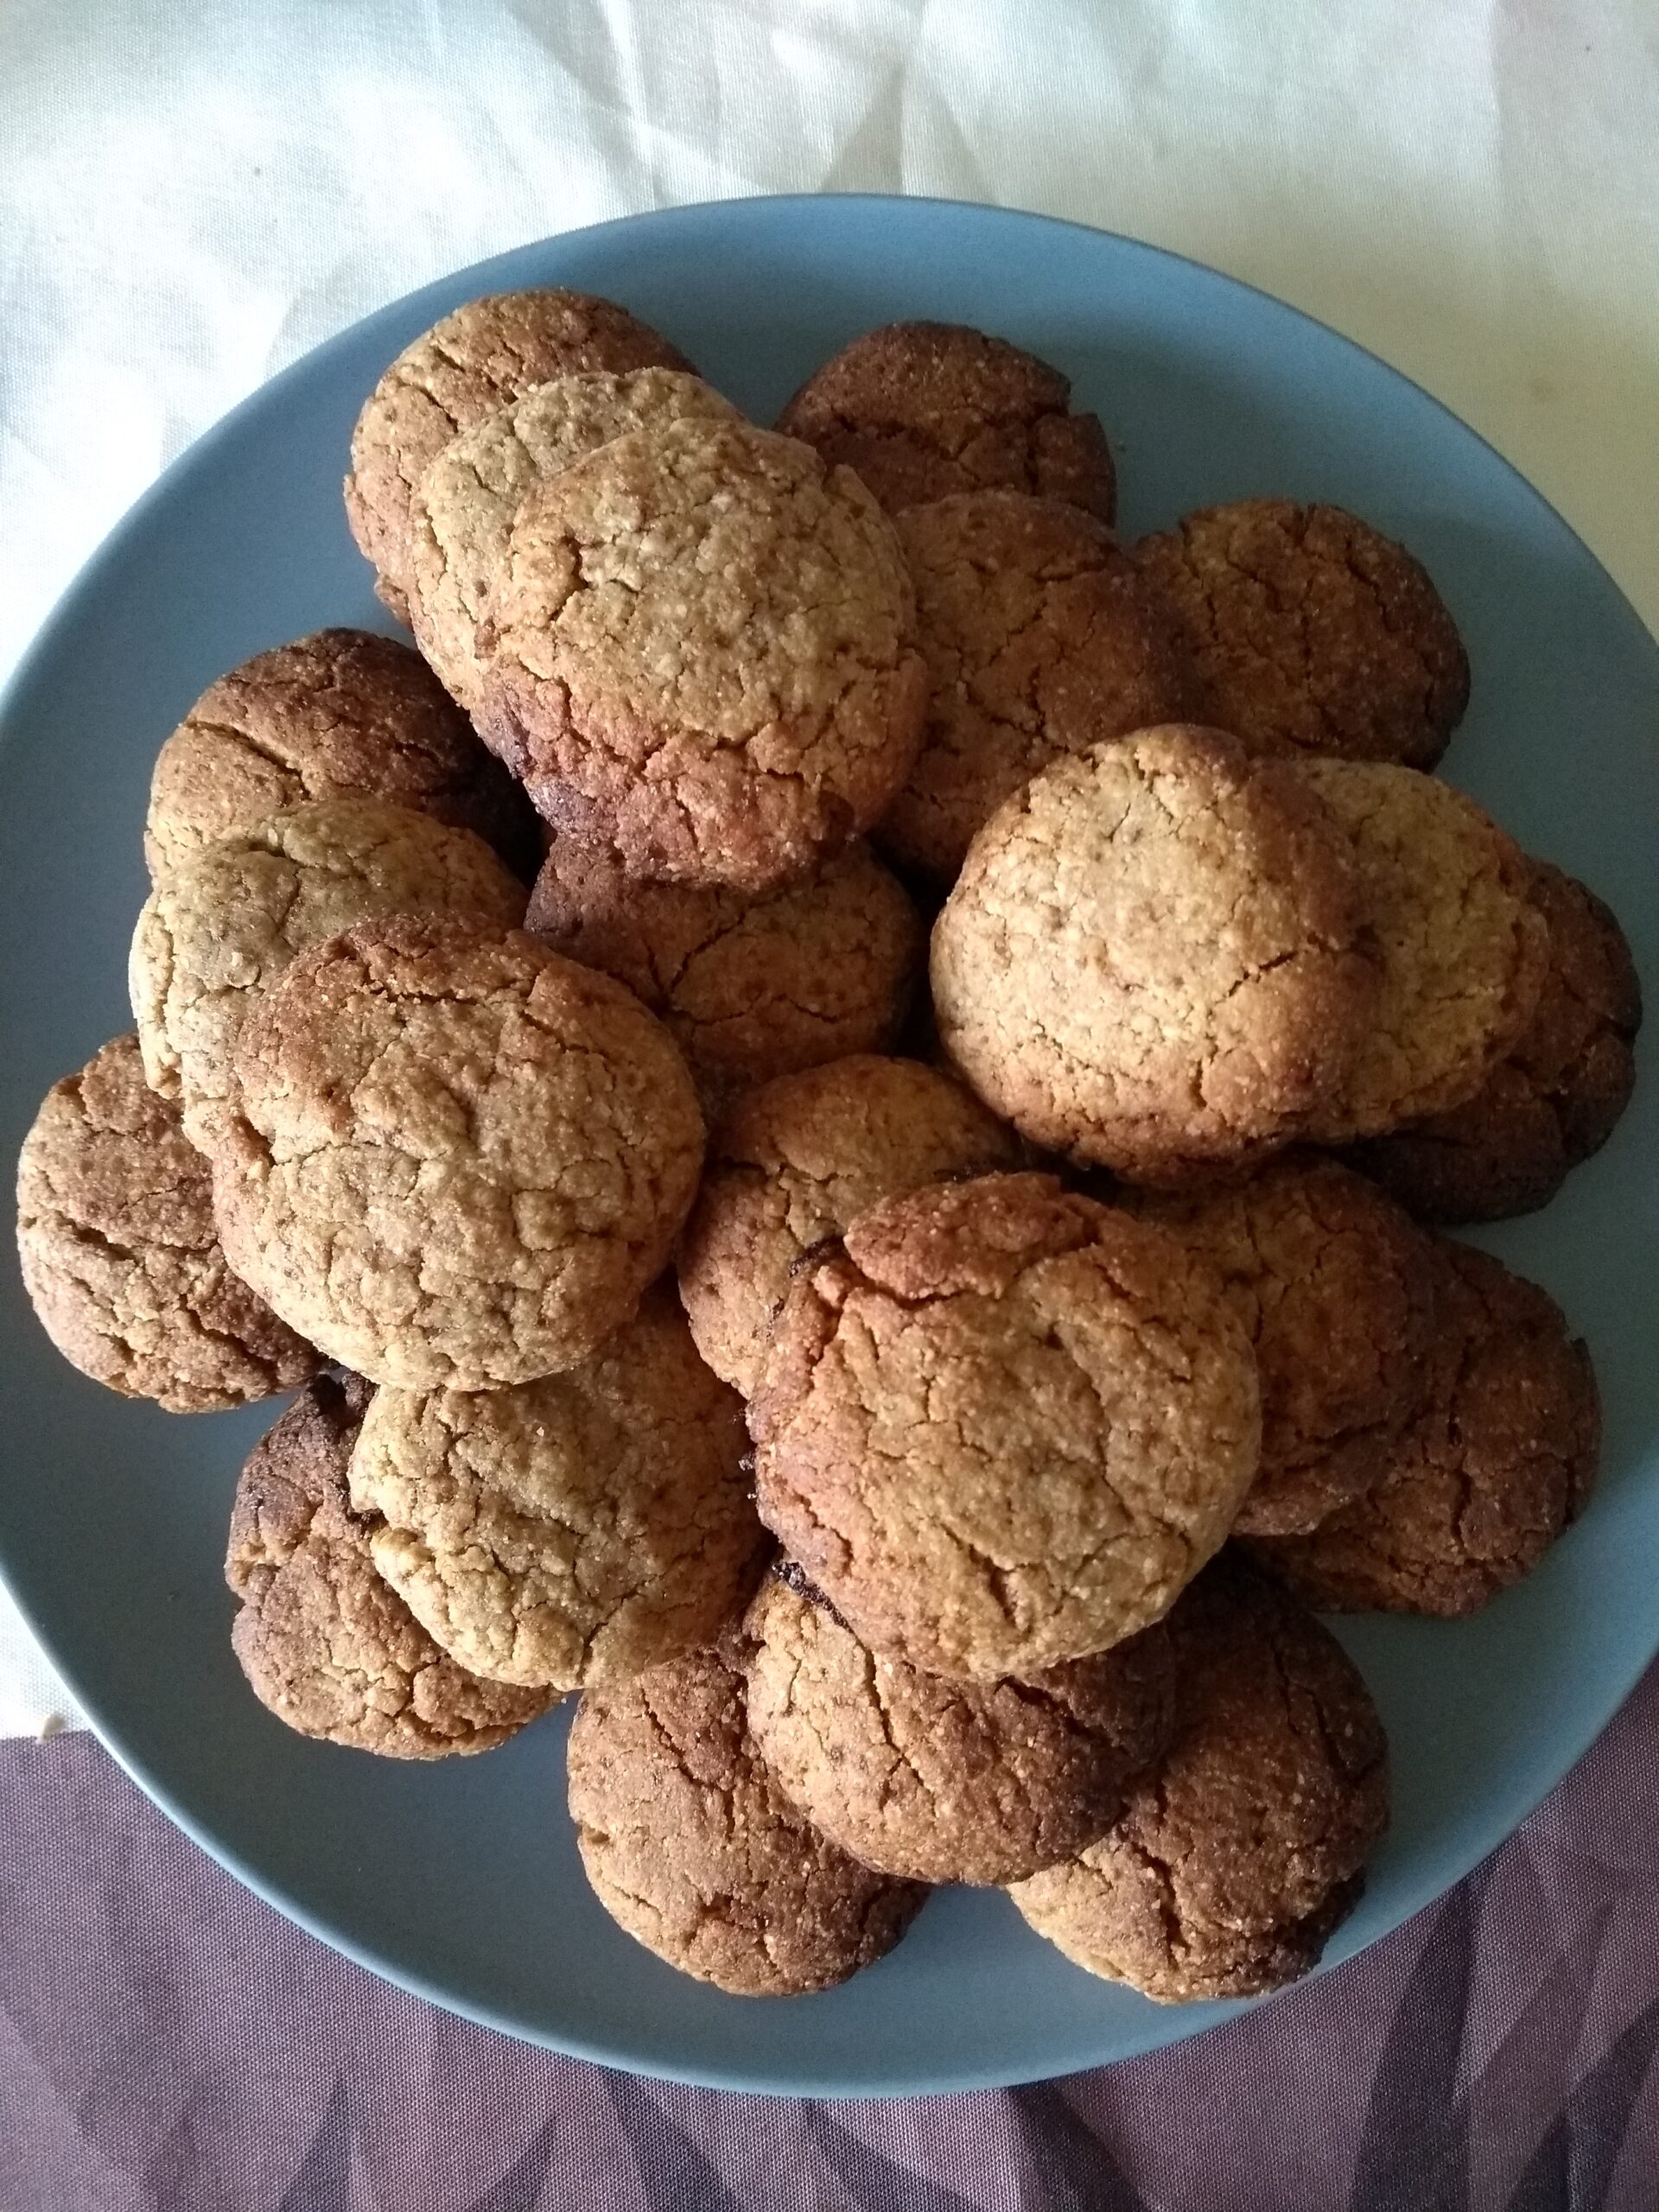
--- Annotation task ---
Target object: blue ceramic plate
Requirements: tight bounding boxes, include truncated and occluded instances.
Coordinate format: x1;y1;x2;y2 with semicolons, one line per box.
2;197;1656;2097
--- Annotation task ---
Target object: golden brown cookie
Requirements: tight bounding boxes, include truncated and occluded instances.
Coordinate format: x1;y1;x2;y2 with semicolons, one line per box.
347;1286;765;1689
142;630;532;881
406;369;739;713
1351;861;1642;1220
1246;1242;1599;1615
750;1173;1262;1680
524;837;922;1113
16;1034;319;1413
212;915;704;1389
1134;499;1469;766
344;289;692;621
878;493;1209;880
1296;763;1550;1142
931;728;1377;1180
566;1635;927;1995
1008;1560;1388;2001
676;1054;1019;1398
227;1372;552;1756
130;798;525;1153
744;1566;1175;1885
775;322;1116;520
1133;1158;1435;1537
473;417;928;894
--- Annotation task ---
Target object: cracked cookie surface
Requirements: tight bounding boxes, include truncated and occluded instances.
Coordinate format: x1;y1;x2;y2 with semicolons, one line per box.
749;1173;1262;1680
16;1034;320;1413
212;914;704;1389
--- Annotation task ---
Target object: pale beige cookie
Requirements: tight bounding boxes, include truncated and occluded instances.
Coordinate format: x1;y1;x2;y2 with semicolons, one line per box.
130;798;524;1153
344;289;692;620
749;1173;1262;1680
524;838;922;1113
143;630;532;881
1009;1560;1389;2001
16;1034;319;1413
880;493;1207;879
212;915;704;1389
931;728;1378;1180
472;417;928;893
1296;762;1550;1141
567;1634;927;1994
347;1286;765;1689
406;369;739;712
744;1567;1175;1885
676;1054;1019;1398
227;1372;552;1756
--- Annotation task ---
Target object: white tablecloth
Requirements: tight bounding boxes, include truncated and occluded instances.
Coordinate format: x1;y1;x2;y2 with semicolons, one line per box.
3;0;1656;1734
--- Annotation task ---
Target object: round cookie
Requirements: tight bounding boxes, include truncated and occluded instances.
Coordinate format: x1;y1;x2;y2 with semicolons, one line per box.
566;1636;927;1995
931;727;1377;1179
130;797;525;1152
1134;499;1469;767
473;417;928;893
347;1286;765;1690
227;1372;552;1756
525;838;922;1112
775;321;1116;521
1008;1560;1389;2001
1133;1157;1436;1537
676;1054;1019;1398
1247;1241;1599;1615
16;1035;319;1413
749;1173;1262;1680
1296;762;1550;1142
212;915;704;1389
744;1566;1175;1885
143;630;532;882
406;368;740;713
1352;861;1642;1221
879;493;1209;880
344;289;692;620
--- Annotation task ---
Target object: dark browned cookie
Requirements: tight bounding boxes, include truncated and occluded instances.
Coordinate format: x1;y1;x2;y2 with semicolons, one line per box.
566;1635;927;1994
1135;499;1469;766
1247;1242;1599;1615
776;321;1116;520
1352;861;1642;1221
1008;1560;1389;2001
227;1373;552;1756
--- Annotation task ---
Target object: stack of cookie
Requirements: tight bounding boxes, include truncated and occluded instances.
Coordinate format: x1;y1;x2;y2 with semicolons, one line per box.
14;290;1638;2013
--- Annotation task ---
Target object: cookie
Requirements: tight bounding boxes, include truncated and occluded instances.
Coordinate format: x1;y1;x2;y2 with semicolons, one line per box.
130;797;525;1152
1135;499;1469;767
16;1034;319;1413
1247;1242;1599;1615
406;369;739;712
744;1566;1175;1885
1133;1158;1435;1536
344;289;691;620
878;493;1209;880
212;915;704;1389
227;1372;552;1756
566;1635;927;1995
749;1173;1262;1680
1352;861;1642;1220
473;417;928;893
1296;762;1551;1142
142;630;532;882
676;1054;1019;1398
1008;1560;1389;2001
931;728;1377;1179
524;837;922;1112
775;322;1116;520
347;1286;765;1690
